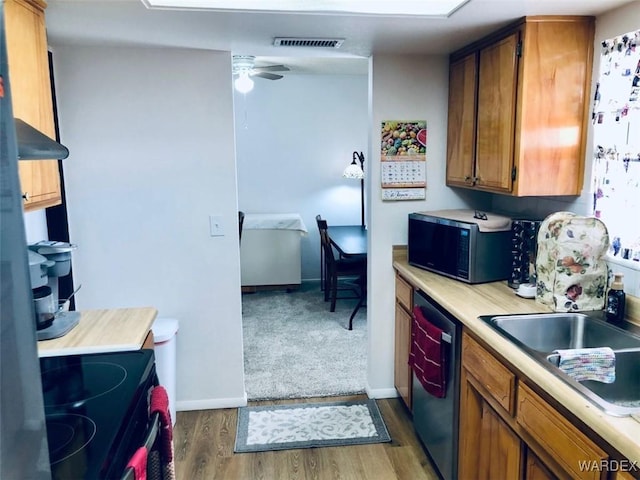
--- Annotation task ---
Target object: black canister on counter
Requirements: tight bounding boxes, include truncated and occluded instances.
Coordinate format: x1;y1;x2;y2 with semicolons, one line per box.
508;219;541;289
605;273;626;324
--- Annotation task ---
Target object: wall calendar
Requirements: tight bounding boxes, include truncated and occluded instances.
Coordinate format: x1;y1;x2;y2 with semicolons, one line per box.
380;120;427;200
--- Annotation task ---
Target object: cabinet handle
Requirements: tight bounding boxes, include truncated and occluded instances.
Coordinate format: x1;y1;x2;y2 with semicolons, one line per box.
22;192;29;201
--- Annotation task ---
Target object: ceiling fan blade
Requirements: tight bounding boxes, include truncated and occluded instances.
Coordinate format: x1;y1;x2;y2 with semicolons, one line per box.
252;72;284;80
252;65;290;73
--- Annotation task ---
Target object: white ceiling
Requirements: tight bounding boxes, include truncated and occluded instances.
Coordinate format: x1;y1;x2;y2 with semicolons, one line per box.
45;0;636;75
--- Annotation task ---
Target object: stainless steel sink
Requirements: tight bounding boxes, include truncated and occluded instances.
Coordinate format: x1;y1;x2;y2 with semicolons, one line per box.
488;312;640;353
479;312;640;416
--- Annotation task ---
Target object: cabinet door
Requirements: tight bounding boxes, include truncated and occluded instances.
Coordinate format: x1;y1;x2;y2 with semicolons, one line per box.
5;0;61;210
517;383;607;480
446;53;477;188
395;274;413;312
459;368;521;480
462;332;515;414
475;32;519;193
515;19;594;196
394;302;413;410
524;450;556;480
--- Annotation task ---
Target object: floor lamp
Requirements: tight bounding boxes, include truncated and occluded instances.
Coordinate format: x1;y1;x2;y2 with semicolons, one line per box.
343;151;365;227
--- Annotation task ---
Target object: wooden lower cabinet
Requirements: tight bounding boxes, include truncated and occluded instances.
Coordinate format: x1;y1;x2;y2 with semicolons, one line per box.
612;471;638;480
394;273;414;410
459;366;521;480
394;302;412;409
517;383;607;480
461;330;515;413
458;331;627;480
142;330;155;350
524;450;556;480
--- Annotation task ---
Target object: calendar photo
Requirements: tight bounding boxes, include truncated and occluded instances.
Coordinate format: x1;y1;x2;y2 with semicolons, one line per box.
381;120;427;199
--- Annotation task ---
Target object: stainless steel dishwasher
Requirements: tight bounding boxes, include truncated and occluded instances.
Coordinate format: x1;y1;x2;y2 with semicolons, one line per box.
412;289;461;480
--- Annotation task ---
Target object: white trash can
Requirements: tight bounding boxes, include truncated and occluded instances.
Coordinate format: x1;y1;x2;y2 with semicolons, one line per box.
152;317;179;425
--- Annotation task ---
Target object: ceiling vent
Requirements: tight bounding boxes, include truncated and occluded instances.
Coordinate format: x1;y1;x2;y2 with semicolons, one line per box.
273;37;344;49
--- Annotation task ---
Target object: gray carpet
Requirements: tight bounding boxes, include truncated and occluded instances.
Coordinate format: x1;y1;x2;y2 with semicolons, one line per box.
242;281;367;400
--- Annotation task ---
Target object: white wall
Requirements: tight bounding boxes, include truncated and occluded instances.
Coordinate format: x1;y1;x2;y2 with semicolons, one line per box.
23;210;48;244
366;55;488;397
52;46;246;409
234;74;368;280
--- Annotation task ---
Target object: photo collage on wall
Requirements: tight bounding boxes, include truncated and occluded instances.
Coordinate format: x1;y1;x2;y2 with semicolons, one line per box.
592;29;640;262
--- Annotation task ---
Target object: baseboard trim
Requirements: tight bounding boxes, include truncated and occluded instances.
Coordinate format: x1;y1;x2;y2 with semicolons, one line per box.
241;284;300;293
366;386;399;399
175;388;397;411
176;394;248;412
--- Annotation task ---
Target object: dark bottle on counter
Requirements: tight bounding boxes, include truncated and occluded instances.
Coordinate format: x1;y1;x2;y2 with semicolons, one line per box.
606;273;626;324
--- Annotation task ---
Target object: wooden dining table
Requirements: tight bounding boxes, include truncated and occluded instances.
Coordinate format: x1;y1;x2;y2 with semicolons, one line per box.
326;225;367;257
326;225;367;329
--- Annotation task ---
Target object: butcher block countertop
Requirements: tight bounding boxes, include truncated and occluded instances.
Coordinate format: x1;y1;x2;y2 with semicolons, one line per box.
37;307;157;358
393;247;640;465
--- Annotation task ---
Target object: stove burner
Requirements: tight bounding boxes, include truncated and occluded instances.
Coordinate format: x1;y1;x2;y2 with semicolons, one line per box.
46;413;97;465
41;361;127;408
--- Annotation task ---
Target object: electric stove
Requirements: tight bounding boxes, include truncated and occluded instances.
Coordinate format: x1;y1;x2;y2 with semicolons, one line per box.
40;349;158;479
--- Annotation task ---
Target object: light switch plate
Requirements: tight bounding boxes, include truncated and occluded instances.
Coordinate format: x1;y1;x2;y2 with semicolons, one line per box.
209;215;224;237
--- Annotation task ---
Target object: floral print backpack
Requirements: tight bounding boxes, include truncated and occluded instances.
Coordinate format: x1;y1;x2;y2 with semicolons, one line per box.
535;212;610;312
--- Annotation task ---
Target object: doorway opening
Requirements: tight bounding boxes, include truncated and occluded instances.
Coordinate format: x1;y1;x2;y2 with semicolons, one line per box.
234;55;370;400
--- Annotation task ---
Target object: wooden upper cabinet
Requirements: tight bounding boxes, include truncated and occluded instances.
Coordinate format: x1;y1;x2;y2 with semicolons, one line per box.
5;0;62;210
475;32;519;193
446;53;477;187
515;18;594;196
446;16;595;197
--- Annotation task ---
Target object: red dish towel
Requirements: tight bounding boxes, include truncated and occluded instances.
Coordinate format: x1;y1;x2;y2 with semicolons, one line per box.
150;386;175;480
125;447;148;480
409;306;447;398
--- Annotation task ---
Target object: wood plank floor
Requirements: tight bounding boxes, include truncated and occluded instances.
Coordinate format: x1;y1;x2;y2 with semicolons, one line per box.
173;394;440;480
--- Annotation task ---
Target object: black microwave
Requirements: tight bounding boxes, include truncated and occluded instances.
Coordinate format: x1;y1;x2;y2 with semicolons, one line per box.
408;210;512;284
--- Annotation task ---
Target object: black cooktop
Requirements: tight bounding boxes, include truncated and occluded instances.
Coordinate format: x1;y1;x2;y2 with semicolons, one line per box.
40;349;157;479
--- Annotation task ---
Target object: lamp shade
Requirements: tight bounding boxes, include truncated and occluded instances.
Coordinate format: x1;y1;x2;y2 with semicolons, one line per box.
343;160;364;179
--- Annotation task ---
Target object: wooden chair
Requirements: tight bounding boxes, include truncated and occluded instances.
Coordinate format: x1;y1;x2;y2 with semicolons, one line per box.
318;220;367;314
347;272;367;330
316;214;326;291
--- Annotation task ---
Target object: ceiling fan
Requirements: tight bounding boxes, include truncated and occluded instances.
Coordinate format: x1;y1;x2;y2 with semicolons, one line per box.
232;55;289;92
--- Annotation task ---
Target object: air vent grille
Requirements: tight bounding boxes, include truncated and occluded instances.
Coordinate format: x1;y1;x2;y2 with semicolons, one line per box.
273;37;344;49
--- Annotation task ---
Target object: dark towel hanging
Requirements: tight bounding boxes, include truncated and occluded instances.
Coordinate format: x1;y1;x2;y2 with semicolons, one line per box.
409;306;447;398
